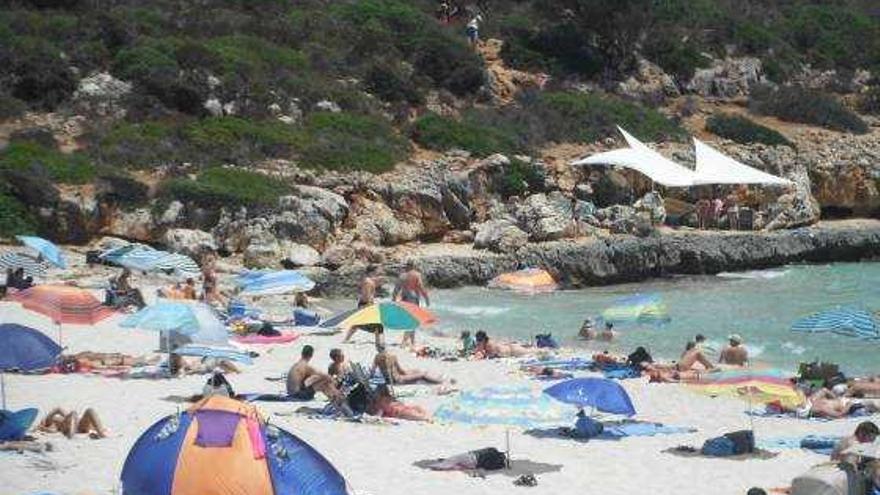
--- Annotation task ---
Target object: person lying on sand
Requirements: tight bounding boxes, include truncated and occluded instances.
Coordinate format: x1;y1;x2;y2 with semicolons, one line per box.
287;345;352;415
473;331;531;359
38;407;107;439
847;377;880;397
58;352;159;372
367;385;430;422
718;334;748;366
647;341;717;382
371;344;445;385
169;354;240;376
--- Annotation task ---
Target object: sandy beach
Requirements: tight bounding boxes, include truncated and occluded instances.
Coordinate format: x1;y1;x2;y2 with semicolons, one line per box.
1;257;876;495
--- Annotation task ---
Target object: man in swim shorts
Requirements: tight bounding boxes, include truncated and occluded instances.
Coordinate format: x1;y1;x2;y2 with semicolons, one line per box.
392;261;430;347
286;345;342;402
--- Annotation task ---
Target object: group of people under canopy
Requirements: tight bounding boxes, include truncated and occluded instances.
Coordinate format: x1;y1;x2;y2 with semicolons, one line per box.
571;127;794;230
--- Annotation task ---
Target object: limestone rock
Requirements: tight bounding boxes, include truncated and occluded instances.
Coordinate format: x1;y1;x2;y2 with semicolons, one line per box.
162;228;217;259
282;243;321;267
687;57;764;98
515;192;572;242
473;219;528;253
72;72;132;118
617;58;681;102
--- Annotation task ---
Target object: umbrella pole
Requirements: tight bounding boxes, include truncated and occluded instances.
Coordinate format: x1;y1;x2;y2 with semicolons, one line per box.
1;372;6;410
505;429;511;469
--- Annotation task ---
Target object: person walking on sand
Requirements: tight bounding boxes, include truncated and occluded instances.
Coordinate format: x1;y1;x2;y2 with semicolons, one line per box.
719;334;749;366
342;265;385;344
392;261;430;348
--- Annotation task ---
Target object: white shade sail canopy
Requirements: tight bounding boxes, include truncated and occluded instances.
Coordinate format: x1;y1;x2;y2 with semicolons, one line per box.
692;138;793;186
571;126;697;187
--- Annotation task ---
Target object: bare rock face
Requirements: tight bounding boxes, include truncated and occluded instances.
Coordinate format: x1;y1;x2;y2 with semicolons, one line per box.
162;228;217;259
102;207;156;242
687;57;764;98
269;187;348;250
798;133;880;217
349;195;422;246
283;243;321;267
473;219;528;253
617;58;681;102
72;72;132;119
515;192;572;242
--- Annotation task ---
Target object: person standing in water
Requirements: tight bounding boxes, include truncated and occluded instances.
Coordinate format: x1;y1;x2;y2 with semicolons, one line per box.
392;261;430;348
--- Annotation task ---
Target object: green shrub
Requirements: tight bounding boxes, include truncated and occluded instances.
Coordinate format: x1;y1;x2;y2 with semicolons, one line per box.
162;167;290;209
498;158;545;199
183;117;300;163
705;113;792;147
297;112;408;172
0;142;96;184
411;113;520;157
0;36;76;110
859;85;880;115
750;85;868;134
0;188;37;238
95;120;181;169
643;34;710;82
0;93;27;119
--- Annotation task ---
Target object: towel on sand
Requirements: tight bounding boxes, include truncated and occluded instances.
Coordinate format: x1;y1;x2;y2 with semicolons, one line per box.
240;393;312;403
759;435;842;455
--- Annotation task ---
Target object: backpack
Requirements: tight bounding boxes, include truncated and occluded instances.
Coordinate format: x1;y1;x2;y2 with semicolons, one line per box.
535;334;559;349
626;347;653;368
472;447;507;470
700;436;736;457
723;430;754;455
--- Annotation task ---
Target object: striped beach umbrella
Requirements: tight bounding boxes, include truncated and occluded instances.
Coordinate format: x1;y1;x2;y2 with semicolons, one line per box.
16;235;66;269
0;251;50;278
791;307;879;340
322;301;436;331
10;285;115;325
102;244;200;278
236;270;315;296
152;252;201;277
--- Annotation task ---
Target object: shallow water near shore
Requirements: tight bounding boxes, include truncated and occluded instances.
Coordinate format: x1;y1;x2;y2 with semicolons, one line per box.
427;262;880;375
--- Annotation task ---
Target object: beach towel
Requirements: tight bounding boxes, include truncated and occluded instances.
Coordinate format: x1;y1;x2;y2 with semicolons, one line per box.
759;435;842;455
0;408;38;441
603;367;641;380
240;393;313;403
600;421;696;438
233;332;299;345
520;357;593;371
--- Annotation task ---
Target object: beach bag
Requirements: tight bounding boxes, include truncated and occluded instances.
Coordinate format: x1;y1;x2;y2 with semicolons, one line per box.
535;334;559;349
473;448;507;470
700;436;736;457
346;383;369;415
574;415;604;438
293;308;320;326
723;430;754;455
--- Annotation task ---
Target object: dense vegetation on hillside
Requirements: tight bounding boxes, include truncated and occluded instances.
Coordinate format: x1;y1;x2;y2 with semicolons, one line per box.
0;0;878;236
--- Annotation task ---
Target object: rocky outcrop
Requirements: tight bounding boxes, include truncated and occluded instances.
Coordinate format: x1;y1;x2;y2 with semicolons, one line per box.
408;220;880;292
162;228;217;259
617;58;681;102
473;219;528;253
71;72;132;119
515;192;572;241
687;57;764;98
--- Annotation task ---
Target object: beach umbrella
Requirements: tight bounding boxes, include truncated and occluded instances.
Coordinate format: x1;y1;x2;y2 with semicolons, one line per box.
601;293;671;326
488;268;557;293
0;323;63;409
0;251;50;278
791;307;879;340
687;368;804;409
236;270;316;296
321;301;436;331
434;386;571;428
101;244;200;278
9;285;116;344
16;235;66;269
120;396;352;495
121;301;228;345
543;378;636;416
172;344;253;365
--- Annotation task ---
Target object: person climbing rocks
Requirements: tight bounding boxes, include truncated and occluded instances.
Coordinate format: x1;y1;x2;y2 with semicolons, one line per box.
466;14;482;46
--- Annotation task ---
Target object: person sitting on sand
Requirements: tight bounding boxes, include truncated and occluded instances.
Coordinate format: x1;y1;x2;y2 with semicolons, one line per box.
473;331;531;359
328;348;352;381
38;407;107;439
719;334;748;366
367;384;431;422
371;343;445;385
831;421;878;464
182;278;198;300
648;341;717;382
578;318;597;340
286;346;350;414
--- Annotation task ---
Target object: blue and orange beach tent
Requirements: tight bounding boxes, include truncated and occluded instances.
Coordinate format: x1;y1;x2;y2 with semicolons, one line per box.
121;396;351;495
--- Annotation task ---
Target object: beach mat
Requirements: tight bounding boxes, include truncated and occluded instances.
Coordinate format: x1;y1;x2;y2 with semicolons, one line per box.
524;421;696;442
663;446;778;460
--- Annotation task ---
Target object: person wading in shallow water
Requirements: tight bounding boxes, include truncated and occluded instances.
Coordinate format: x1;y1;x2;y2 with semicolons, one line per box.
392;261;431;348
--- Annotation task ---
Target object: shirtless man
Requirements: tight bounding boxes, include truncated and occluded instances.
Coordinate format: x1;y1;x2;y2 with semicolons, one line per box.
719;334;749;366
342;265;384;344
372;344;444;384
286;345;344;403
802;387;872;419
392;261;430;348
327;348;352;380
648;341;716;382
473;331;531;359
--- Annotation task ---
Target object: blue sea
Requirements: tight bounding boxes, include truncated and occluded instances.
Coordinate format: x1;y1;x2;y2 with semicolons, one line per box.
427;262;880;375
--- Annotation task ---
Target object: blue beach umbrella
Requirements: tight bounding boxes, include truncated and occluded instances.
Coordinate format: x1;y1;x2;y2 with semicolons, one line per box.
543;378;636;416
173;344;253;365
791;307;879;340
121;301;228;345
16;235;66;269
236;270;316;296
0;324;63;409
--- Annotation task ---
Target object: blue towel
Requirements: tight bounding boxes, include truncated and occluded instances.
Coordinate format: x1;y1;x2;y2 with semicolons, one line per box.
240;393;310;402
603;367;641;380
760;435;841;455
521;357;593;371
600;421;696;439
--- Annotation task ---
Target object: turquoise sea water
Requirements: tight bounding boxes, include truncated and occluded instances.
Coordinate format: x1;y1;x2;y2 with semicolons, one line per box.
426;262;880;375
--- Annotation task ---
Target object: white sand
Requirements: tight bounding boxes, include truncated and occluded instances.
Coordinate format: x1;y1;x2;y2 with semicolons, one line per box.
0;263;875;495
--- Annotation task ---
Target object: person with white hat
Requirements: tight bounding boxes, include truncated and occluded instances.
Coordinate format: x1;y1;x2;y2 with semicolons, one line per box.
719;334;749;366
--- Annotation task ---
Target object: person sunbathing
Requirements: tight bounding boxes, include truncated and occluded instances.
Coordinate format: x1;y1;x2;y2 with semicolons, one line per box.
367;385;430;422
473;331;531;359
58;352;159;372
646;342;716;382
38;408;107;439
848;377;880;397
371;344;445;385
798;388;867;419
